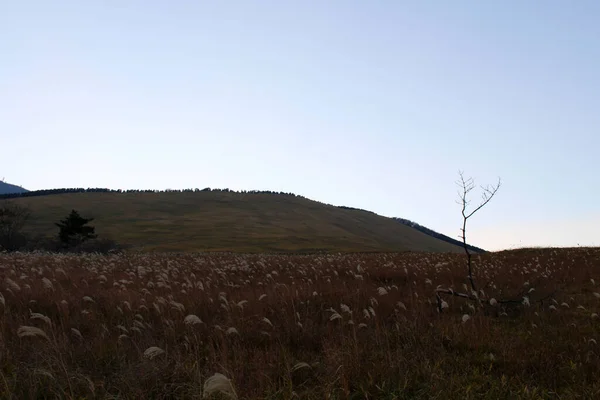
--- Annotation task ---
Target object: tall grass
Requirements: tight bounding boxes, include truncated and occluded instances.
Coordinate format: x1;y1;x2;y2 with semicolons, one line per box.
0;248;599;398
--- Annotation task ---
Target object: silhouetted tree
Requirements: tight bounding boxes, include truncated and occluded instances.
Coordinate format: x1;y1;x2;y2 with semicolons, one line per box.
456;171;501;292
55;209;97;248
435;172;502;313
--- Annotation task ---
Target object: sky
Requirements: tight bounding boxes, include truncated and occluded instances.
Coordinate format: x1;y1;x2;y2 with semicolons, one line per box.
1;1;599;251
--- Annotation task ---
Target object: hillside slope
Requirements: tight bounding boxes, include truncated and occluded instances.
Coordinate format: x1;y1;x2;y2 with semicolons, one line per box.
10;191;466;253
0;181;27;195
393;217;486;253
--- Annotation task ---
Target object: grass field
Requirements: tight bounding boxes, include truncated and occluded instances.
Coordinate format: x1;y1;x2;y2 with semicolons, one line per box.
1;247;599;398
10;192;464;253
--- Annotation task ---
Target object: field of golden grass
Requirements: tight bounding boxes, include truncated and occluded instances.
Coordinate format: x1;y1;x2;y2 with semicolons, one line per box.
1;247;599;399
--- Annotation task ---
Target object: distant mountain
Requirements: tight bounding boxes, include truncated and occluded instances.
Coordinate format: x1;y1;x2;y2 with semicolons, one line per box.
0;181;28;195
393;217;486;253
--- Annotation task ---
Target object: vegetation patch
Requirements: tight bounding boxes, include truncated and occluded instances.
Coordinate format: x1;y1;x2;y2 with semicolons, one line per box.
0;248;598;398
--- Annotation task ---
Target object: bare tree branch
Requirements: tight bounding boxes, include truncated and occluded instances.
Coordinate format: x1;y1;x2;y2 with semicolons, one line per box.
433;173;558;315
456;172;501;293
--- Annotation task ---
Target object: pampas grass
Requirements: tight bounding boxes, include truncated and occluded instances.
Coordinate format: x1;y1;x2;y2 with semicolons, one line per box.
226;327;239;336
291;362;310;372
30;312;51;326
329;312;342;322
41;277;54;291
70;328;83;341
143;346;165;360
0;248;599;398
5;277;20;292
17;325;49;341
203;373;237;399
184;314;203;325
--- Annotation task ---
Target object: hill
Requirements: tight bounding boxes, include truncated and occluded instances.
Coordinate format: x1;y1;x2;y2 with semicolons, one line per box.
393;217;485;253
6;189;470;253
0;181;27;195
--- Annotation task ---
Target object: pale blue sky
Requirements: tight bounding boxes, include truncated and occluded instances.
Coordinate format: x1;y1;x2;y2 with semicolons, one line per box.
2;1;599;250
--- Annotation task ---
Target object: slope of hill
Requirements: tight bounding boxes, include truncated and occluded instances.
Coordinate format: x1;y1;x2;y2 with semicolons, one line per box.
8;190;469;253
393;217;486;253
0;181;27;195
337;206;487;253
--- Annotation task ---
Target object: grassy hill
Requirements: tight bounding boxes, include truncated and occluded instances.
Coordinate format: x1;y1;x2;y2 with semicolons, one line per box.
10;191;466;253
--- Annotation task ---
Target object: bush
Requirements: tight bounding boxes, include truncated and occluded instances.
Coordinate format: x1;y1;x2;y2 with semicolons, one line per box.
70;238;127;254
20;236;126;254
21;235;61;252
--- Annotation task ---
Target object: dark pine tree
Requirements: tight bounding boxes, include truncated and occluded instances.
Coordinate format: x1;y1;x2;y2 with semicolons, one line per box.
55;209;97;248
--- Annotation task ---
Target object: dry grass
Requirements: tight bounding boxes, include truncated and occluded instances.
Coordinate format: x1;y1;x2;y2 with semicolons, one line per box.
0;247;599;399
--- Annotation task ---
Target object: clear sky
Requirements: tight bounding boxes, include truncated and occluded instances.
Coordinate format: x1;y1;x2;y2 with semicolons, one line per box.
2;1;599;251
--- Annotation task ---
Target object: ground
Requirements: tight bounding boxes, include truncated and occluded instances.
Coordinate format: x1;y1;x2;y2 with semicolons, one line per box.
0;247;599;399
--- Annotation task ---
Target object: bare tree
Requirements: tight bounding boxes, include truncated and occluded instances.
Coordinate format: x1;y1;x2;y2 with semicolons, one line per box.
435;172;561;314
0;201;31;251
456;171;501;292
434;172;500;312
